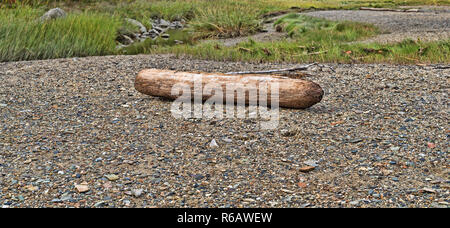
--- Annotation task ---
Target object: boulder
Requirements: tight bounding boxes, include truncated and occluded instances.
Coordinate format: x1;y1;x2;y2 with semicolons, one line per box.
125;18;147;34
40;8;67;21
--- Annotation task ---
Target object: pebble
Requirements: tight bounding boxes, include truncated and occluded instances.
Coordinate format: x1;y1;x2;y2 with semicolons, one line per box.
131;189;144;198
60;193;73;201
303;160;319;167
299;166;316;173
75;183;90;193
420;188;436;194
94;201;108;207
209;139;219;148
390;146;400;151
105;174;120;181
222;137;233;143
349;200;360;206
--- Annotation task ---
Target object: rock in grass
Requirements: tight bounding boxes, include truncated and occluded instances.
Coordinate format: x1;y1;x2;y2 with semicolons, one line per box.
161;33;170;39
155;19;172;29
118;34;134;45
126;18;147;34
40;8;67;21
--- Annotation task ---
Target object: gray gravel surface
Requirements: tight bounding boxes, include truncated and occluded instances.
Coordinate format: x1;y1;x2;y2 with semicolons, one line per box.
0;54;449;208
304;8;450;43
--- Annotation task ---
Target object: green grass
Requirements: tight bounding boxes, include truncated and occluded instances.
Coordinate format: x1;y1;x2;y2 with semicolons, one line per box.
274;13;378;39
143;16;449;64
188;3;262;39
0;6;120;61
148;38;449;64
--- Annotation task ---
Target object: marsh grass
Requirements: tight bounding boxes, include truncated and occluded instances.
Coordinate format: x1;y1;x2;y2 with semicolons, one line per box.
154;38;449;64
189;4;262;39
0;6;120;61
0;0;448;62
148;18;448;64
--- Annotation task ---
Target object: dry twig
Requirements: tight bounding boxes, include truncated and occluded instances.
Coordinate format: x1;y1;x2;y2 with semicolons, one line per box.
225;62;335;75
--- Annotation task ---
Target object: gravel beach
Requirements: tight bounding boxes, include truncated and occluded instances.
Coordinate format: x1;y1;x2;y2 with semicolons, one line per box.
0;54;448;208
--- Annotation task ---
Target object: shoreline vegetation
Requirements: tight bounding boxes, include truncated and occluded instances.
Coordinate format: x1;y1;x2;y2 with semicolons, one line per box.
0;0;449;63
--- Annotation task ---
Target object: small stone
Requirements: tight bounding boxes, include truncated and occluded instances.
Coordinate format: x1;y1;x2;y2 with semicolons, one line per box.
193;174;204;180
222;137;232;143
75;183;90;193
349;200;360;206
156;19;171;28
280;189;294;194
0;104;7;107
281;129;296;137
390;146;400;151
152;27;163;34
420;188;436;194
105;174;120;181
60;193;73;201
299;166;316;173
94;201;108;207
300;203;310;208
123;200;131;206
123;160;135;165
303;160;319;167
51;199;62;203
209;139;219;148
25;185;38;192
297;182;307;188
131;189;144;198
349;138;363;143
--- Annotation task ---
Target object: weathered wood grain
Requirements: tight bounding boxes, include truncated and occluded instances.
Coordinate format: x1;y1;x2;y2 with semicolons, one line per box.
135;69;324;109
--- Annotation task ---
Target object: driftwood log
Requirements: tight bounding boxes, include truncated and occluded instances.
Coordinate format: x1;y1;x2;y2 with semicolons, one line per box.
135;69;324;109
